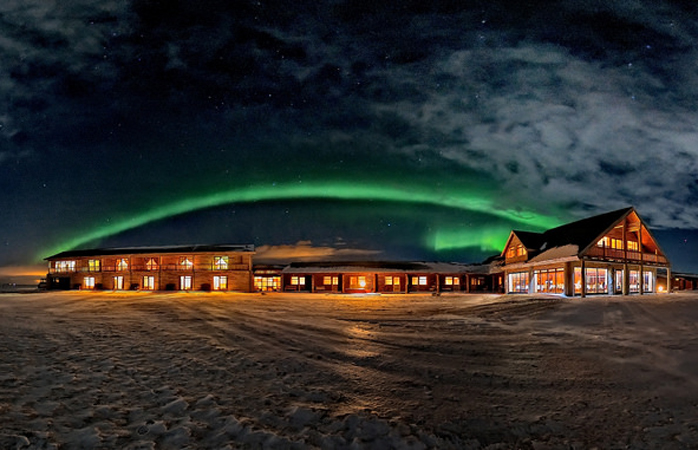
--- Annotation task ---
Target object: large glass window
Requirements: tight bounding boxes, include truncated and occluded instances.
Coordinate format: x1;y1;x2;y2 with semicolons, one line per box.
255;276;280;292
535;268;564;294
83;277;95;289
629;270;640;293
574;267;608;294
113;276;124;290
291;276;305;286
643;271;654;293
508;272;529;293
180;275;192;290
116;258;128;271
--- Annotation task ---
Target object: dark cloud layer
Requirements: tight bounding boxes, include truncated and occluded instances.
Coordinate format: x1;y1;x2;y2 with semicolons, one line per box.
2;1;698;271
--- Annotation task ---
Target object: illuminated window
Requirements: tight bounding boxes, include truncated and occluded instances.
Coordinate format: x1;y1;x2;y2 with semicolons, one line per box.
385;276;393;285
180;275;192;290
213;275;227;290
84;277;95;289
350;276;367;289
517;245;526;256
627;241;639;251
113;276;124;290
116;258;128;271
507;246;516;258
597;237;609;247
180;257;193;270
291;276;305;286
143;276;155;290
145;258;158;271
444;276;460;286
321;276;339;285
508;272;529;293
55;261;76;273
255;276;280;291
88;259;101;272
214;256;229;270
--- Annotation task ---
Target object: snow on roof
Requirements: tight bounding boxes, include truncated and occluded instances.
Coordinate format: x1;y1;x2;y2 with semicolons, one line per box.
281;261;483;274
45;244;255;260
528;244;580;263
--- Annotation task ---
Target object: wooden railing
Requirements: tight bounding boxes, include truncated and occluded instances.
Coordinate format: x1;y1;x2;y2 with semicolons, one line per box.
586;247;667;264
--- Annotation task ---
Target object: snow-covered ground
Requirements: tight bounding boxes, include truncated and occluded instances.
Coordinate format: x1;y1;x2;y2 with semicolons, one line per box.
2;291;698;449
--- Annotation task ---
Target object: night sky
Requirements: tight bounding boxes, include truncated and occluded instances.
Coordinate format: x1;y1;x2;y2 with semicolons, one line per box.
3;1;698;281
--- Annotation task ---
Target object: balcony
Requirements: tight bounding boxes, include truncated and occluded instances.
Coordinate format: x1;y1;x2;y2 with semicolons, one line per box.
586;247;667;264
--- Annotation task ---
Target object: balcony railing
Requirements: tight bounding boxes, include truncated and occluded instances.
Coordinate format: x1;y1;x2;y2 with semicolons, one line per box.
586;247;667;264
100;264;249;272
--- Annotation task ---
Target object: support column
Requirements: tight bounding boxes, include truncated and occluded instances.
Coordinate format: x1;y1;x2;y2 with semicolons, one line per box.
580;260;586;298
667;267;672;294
623;263;629;295
528;268;535;294
639;264;644;295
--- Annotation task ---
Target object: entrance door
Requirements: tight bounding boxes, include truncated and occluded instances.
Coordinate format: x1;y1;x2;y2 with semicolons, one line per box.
113;276;124;290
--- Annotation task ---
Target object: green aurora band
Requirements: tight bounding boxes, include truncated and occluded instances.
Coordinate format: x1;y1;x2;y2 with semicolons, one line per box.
41;181;562;258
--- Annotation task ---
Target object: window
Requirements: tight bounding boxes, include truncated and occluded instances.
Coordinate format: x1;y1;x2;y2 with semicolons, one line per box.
213;276;227;291
349;276;367;289
84;277;95;289
180;257;193;270
255;276;280;292
508;272;529;293
643;271;654;293
116;258;128;271
323;276;338;285
444;276;460;286
574;267;608;294
143;276;155;290
597;237;609;247
214;256;229;270
535;268;564;294
113;276;124;290
55;261;76;273
180;275;192;290
291;276;305;286
627;241;639;251
145;258;158;271
88;259;101;272
385;276;393;285
517;245;526;257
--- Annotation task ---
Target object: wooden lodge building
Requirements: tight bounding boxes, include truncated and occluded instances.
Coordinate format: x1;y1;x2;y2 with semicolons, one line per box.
45;245;255;292
501;207;670;296
44;207;672;296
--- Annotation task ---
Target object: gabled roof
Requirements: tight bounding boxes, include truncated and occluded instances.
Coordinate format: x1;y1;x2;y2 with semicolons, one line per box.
504;207;639;262
45;244;255;260
537;207;634;254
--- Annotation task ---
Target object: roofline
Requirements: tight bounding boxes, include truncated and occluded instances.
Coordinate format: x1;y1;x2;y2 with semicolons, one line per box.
577;207;634;256
45;244;256;260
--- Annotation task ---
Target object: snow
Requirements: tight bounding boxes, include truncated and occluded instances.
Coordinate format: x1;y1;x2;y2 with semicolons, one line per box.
2;291;698;448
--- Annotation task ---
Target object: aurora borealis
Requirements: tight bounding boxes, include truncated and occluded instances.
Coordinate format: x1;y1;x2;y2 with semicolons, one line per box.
3;0;698;279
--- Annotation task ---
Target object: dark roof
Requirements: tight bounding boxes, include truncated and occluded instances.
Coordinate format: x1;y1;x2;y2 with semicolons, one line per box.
512;207;634;257
538;207;633;252
45;244;255;260
282;260;479;274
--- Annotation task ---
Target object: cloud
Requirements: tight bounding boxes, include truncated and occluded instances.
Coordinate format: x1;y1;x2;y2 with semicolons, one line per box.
254;241;382;263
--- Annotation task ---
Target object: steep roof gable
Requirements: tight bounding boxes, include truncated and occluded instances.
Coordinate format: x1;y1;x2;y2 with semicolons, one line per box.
538;207;634;254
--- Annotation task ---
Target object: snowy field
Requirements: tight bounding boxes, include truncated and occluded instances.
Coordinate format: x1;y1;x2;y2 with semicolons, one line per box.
2;292;698;449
